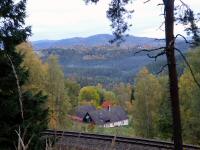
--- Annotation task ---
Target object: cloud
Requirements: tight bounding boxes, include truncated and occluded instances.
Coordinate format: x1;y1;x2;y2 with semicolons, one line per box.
26;0;200;40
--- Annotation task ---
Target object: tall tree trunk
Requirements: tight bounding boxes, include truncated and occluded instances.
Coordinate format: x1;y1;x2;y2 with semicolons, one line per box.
165;0;183;149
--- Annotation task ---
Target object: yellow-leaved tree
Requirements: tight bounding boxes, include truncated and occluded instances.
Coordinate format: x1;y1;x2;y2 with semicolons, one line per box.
16;42;48;93
16;44;71;129
79;86;100;107
179;47;200;144
133;67;162;138
46;55;71;129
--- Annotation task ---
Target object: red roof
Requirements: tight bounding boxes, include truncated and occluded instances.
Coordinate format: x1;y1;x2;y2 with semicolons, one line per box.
101;101;112;109
67;115;82;122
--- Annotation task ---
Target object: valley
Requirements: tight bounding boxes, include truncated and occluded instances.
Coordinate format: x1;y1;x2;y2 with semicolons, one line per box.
32;34;189;85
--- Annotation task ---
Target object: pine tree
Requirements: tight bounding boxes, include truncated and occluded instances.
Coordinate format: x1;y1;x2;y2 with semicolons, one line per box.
0;0;48;149
85;0;188;148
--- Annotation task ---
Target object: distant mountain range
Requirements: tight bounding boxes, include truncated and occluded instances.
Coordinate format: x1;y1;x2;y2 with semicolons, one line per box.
32;34;165;50
32;34;190;86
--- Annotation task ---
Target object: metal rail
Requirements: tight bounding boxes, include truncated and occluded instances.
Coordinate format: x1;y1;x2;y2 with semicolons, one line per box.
41;129;200;149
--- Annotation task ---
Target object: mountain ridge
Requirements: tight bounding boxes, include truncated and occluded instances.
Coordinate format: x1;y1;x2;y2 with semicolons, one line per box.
32;34;164;50
33;34;189;85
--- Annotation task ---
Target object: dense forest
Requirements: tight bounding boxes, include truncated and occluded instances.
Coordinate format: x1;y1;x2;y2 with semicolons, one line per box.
34;36;189;87
16;42;200;145
0;0;200;149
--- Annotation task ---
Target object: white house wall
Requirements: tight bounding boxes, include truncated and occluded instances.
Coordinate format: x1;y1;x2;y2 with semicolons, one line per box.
102;119;129;128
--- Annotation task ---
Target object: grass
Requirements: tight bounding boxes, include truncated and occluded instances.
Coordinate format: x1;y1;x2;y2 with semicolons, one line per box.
62;120;136;138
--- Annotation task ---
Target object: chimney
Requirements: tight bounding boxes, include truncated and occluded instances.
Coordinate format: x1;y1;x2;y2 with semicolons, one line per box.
108;105;111;111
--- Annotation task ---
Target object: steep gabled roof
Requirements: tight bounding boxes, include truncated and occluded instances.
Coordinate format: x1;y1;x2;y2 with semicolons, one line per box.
75;105;96;118
89;106;128;125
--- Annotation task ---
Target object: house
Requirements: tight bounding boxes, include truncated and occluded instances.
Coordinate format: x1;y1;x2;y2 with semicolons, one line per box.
75;105;96;120
83;106;128;128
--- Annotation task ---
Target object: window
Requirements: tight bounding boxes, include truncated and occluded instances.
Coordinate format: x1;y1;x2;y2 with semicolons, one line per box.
105;119;110;123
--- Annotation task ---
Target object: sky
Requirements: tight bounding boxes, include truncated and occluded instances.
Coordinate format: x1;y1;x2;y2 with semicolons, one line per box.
25;0;200;41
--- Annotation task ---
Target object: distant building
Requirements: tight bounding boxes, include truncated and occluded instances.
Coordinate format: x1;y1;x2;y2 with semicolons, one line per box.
73;105;128;128
83;106;128;128
75;105;96;119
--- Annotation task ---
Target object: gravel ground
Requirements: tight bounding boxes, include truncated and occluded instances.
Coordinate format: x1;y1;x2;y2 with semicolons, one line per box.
53;137;173;150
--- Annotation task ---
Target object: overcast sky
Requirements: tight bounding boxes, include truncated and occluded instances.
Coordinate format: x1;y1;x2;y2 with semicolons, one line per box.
26;0;200;41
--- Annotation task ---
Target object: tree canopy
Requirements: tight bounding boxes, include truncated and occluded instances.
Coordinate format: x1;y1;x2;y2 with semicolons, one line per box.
0;1;48;149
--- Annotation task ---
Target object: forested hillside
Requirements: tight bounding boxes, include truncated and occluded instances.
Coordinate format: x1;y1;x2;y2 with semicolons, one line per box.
2;40;199;148
21;42;200;145
32;34;189;86
32;34;164;50
1;0;200;149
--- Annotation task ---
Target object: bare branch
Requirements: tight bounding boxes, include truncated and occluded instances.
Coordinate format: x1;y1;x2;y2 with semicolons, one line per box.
6;53;24;120
15;127;26;150
22;123;31;142
158;21;165;31
84;0;99;4
144;0;151;4
157;3;164;6
174;34;193;44
147;50;166;61
156;64;168;74
25;135;34;150
179;0;190;9
134;47;166;55
175;48;200;89
15;125;35;150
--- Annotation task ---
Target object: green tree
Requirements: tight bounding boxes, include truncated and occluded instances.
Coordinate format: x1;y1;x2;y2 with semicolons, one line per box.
187;46;200;73
65;79;80;113
95;84;106;105
179;47;200;145
16;42;48;93
178;9;200;47
85;0;198;147
20;91;48;149
157;76;172;140
79;86;100;106
46;55;70;129
104;91;117;103
179;71;200;144
95;84;117;105
133;68;162;138
112;83;132;111
0;0;48;149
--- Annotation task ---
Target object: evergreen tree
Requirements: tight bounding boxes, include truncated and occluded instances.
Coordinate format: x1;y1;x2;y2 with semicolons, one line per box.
157;76;172;140
20;91;48;149
177;9;200;47
0;0;48;149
